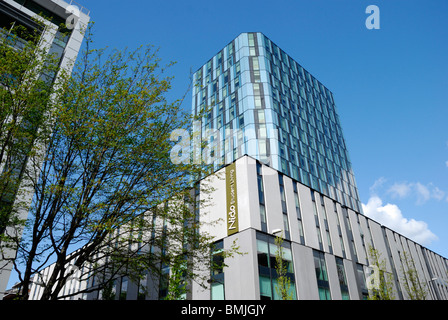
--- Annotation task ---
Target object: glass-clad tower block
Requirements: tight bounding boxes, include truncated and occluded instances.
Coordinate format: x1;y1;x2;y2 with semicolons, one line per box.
192;32;361;212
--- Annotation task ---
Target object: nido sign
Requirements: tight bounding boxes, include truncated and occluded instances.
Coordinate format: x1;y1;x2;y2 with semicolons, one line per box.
226;163;238;236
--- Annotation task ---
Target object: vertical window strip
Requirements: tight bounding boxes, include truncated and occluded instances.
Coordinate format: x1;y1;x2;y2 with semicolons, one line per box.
257;162;267;232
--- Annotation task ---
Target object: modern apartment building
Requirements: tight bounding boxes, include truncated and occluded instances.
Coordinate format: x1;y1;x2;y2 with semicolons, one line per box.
192;32;361;214
0;0;90;298
23;32;448;300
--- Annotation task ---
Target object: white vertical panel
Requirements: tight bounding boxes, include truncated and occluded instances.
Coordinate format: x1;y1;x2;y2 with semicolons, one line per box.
324;197;342;257
235;156;261;231
325;254;342;300
283;176;300;243
343;259;361;300
348;209;367;265
297;184;319;250
200;166;227;241
224;229;258;299
292;244;319;299
262;166;283;234
335;203;352;261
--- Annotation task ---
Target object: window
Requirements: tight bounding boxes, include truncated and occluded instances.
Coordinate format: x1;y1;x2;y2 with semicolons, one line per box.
343;207;357;262
320;195;332;254
336;258;350;300
293;184;302;218
257;232;296;300
279;176;287;212
253;70;261;82
311;191;324;251
279;174;290;239
260;204;267;232
211;241;225;300
248;33;255;46
159;263;170;299
105;278;117;300
356;263;369;300
257;163;267;232
248;34;256;56
119;276;128;300
313;250;331;300
333;201;346;258
138;273;148;300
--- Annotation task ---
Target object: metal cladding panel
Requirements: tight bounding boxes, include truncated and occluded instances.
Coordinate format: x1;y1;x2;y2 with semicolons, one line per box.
235;156;261;232
325;253;342;300
348;209;367;265
324;196;343;257
292;243;319;299
262;166;283;234
223;229;258;299
343;258;361;300
200;168;228;241
283;175;301;244
368;219;393;272
296;183;319;250
335;203;353;261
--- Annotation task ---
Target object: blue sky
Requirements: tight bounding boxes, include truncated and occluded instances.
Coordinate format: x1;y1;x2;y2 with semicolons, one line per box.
77;0;448;258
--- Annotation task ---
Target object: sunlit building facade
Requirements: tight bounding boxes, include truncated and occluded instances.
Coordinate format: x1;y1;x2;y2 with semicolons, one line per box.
192;32;361;213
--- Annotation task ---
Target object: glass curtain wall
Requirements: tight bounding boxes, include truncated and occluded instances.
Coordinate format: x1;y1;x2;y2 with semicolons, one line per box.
313;250;331;300
256;232;296;300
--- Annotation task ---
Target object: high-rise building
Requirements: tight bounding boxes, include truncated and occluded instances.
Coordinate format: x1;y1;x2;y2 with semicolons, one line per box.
192;32;361;214
0;0;90;298
188;32;447;300
22;32;448;301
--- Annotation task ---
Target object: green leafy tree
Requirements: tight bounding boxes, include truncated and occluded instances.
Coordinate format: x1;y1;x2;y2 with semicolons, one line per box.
161;195;242;300
163;254;188;300
100;279;116;300
274;233;294;300
5;24;230;300
0;22;71;275
367;245;395;300
400;251;428;300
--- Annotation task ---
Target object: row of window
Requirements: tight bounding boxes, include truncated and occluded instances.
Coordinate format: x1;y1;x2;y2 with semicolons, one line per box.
256;161;357;257
256;231;352;300
257;232;296;300
192;34;360;212
252;162;366;300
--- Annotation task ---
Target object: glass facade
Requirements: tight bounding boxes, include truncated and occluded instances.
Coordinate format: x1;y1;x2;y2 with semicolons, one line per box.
192;32;361;212
313;250;331;300
256;232;296;300
356;263;369;300
336;257;350;300
211;241;225;300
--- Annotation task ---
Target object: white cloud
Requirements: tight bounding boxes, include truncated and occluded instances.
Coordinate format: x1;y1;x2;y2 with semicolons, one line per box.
369;177;387;194
414;182;431;204
362;196;438;245
388;182;412;199
445;160;448;168
431;186;445;201
387;182;445;205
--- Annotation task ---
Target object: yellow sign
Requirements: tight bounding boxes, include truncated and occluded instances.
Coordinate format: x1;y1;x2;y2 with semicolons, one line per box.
226;162;238;235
